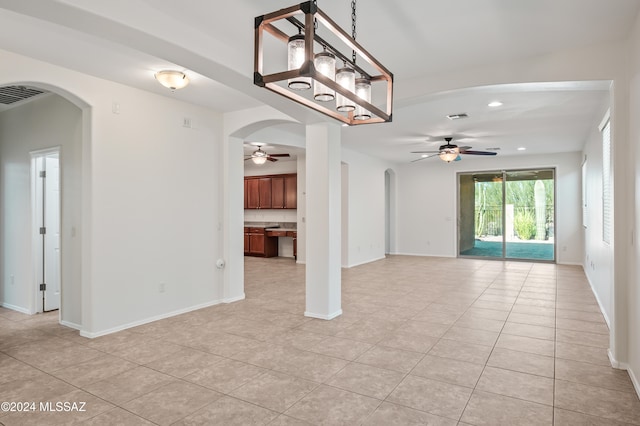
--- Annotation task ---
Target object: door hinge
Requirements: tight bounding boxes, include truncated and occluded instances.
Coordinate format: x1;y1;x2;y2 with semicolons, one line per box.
39;171;46;178
39;283;46;291
39;227;46;235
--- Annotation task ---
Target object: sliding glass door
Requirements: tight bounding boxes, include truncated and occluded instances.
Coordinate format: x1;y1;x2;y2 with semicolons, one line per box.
458;169;555;262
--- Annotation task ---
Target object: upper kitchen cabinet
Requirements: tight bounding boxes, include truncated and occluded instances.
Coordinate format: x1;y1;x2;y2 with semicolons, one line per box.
284;174;297;209
244;174;297;210
246;177;272;209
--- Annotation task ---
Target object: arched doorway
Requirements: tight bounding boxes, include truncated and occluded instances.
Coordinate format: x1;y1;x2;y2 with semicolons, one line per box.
0;82;89;330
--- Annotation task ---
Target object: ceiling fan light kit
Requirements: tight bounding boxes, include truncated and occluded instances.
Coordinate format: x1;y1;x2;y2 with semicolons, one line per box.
252;155;268;165
254;1;393;126
245;144;291;165
411;137;497;163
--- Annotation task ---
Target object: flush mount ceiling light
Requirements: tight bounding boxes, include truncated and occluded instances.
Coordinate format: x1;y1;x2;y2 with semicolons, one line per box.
155;70;189;90
488;101;503;107
254;0;393;126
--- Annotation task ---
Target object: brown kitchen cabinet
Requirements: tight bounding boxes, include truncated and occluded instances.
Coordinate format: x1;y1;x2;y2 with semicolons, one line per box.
246;177;272;209
244;174;296;210
245;227;278;257
244;180;248;209
289;231;297;259
284;175;297;209
271;177;285;208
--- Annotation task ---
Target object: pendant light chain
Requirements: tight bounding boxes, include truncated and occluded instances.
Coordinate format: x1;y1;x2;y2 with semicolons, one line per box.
351;0;357;64
313;0;318;31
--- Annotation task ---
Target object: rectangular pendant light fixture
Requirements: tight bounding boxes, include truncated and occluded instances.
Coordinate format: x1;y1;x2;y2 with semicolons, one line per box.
254;1;393;126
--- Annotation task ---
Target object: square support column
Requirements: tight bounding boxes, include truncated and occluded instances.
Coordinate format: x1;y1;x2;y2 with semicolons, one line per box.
305;122;342;319
223;136;246;303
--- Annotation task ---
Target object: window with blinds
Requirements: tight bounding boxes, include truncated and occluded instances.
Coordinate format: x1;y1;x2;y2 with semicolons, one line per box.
602;118;611;244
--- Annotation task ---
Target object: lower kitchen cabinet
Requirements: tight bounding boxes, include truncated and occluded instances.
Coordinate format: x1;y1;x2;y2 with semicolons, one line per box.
244;227;278;257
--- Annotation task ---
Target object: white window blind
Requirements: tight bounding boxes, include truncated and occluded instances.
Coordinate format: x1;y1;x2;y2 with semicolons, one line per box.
602;119;611;244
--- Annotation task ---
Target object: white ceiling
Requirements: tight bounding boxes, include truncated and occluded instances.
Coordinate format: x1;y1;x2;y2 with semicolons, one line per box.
0;0;637;164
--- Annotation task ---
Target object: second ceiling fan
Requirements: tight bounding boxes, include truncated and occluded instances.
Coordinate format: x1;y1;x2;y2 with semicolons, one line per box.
245;143;290;164
411;137;497;163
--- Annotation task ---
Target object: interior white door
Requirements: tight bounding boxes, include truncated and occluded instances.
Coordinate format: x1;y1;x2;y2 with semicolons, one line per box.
43;154;61;311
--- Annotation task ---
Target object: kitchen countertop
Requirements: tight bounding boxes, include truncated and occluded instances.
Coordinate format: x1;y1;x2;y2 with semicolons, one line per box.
265;227;297;232
244;222;280;228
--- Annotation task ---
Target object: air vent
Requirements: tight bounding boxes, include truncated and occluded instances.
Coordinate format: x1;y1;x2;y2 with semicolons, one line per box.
0;86;46;105
446;113;468;120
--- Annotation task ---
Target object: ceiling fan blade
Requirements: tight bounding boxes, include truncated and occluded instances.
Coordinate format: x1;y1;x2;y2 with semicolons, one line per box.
454;155;462;161
410;153;439;162
267;157;278;162
458;146;472;150
410;157;430;163
459;150;497;156
268;153;290;157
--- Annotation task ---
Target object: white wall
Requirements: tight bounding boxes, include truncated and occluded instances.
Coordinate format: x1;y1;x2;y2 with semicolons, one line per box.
0;94;82;325
396;152;583;264
582;97;613;325
628;8;640;395
0;49;224;336
341;147;393;267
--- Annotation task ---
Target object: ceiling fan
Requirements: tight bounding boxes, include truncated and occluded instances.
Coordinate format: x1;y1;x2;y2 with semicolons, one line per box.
411;137;497;163
245;143;290;165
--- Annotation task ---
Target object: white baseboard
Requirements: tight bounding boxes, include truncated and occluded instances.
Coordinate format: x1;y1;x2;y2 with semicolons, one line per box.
607;350;640;399
627;364;640;399
608;349;620;368
60;320;82;330
80;299;224;339
296;260;306;265
392;252;456;258
557;261;583;266
304;309;343;320
223;294;245;304
0;302;32;315
584;267;611;328
344;256;386;269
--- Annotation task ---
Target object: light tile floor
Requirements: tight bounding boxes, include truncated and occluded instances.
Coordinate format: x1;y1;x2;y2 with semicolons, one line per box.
1;256;640;425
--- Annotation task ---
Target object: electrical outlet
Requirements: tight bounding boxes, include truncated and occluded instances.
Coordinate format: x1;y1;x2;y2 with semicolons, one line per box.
183;117;192;128
159;283;166;293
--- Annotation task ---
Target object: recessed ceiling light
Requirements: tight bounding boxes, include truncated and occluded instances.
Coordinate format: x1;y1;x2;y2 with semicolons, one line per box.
517;147;526;151
488;101;503;107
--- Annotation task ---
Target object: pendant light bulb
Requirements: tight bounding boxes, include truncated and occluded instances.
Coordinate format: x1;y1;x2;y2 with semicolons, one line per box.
335;67;356;112
354;78;372;120
287;34;311;90
313;51;336;101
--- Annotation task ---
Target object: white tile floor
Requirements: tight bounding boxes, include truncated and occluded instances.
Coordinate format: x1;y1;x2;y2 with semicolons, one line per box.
1;255;639;425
